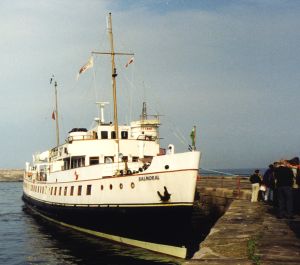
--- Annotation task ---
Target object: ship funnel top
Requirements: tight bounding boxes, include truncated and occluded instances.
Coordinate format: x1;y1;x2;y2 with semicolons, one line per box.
96;102;109;124
141;102;147;120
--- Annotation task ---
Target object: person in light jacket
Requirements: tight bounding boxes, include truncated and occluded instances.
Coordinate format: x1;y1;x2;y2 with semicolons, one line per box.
249;169;262;202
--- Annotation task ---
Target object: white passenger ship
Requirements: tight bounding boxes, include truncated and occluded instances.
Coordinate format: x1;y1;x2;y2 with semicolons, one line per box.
23;13;201;258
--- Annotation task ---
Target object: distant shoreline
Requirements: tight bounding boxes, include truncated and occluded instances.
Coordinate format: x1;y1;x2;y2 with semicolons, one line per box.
0;169;23;182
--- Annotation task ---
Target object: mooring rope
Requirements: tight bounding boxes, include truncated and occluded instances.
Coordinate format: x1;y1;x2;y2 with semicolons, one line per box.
200;168;239;177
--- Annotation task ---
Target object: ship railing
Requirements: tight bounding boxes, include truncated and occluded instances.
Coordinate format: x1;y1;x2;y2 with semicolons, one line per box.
67;134;96;143
137;135;157;141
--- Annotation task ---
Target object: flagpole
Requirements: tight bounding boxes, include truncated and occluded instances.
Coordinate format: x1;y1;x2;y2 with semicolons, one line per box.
193;125;196;150
51;77;60;147
55;81;60;146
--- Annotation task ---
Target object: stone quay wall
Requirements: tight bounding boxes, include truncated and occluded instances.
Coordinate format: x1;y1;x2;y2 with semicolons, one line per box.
186;175;300;265
0;169;23;182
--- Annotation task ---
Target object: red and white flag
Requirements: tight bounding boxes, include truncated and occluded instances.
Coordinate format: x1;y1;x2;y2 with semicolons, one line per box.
125;57;134;68
77;57;94;80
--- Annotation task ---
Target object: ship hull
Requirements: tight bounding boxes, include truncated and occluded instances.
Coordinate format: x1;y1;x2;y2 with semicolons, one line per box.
22;192;193;247
23;151;201;256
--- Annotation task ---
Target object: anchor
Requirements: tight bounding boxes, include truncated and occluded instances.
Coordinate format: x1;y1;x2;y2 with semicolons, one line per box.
157;186;171;202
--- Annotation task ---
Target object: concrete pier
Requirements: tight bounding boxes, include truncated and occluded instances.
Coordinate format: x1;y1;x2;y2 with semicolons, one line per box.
186;176;300;264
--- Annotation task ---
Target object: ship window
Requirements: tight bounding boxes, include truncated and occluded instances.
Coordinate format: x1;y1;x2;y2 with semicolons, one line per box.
64;159;70;170
104;156;114;163
70;186;74;196
54;187;57;195
121;131;128;139
71;156;85;168
119;183;123;189
101;185;104;190
111;131;116;139
101;131;108;139
86;185;92;195
110;184;113;190
78;185;82;196
64;186;67;196
50;187;53;195
132;157;138;162
59;187;62;196
131;182;135;189
89;156;99;165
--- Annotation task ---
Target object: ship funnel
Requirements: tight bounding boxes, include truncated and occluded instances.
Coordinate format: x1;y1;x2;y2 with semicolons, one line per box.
96;102;109;124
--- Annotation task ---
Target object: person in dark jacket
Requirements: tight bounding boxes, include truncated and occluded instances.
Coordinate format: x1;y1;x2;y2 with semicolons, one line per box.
274;161;294;219
249;169;262;202
262;164;275;202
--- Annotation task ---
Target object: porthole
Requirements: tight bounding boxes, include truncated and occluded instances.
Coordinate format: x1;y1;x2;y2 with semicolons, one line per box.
101;185;104;190
119;183;123;189
131;182;135;189
165;165;169;170
110;184;113;190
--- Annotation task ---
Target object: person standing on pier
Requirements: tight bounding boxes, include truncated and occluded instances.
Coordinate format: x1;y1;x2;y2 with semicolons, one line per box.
263;164;275;203
249;169;262;202
274;161;294;219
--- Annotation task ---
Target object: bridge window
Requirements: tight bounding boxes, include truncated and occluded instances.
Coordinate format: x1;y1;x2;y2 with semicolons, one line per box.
59;187;62;195
64;159;70;170
101;131;108;139
121;131;128;139
70;156;85;168
104;156;114;163
111;131;116;139
89;156;99;165
64;186;67;196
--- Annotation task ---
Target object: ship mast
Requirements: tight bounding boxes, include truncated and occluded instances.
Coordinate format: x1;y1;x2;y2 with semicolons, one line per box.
107;13;119;141
92;13;134;147
92;13;134;139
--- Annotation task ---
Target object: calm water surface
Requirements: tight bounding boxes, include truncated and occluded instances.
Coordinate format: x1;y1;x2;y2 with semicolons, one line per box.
0;182;182;265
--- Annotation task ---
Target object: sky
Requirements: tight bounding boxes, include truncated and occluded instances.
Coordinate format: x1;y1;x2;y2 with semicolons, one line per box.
0;0;300;170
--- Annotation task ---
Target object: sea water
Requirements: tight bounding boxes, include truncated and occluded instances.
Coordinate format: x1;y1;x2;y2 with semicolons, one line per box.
0;182;181;265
